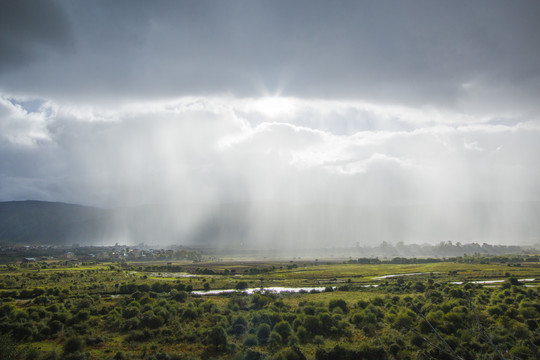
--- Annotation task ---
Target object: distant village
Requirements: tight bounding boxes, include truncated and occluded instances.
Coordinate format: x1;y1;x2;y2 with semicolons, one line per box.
0;244;202;265
1;240;538;267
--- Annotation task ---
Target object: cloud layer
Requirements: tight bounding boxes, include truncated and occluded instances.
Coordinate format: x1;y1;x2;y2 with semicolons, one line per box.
2;1;540;112
1;95;538;207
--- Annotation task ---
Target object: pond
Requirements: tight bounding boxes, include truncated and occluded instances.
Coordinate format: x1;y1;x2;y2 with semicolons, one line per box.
192;286;330;295
150;272;196;278
451;278;535;285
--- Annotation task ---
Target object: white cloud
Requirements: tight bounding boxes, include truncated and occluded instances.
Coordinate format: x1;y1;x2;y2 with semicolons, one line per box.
0;93;538;210
0;96;53;146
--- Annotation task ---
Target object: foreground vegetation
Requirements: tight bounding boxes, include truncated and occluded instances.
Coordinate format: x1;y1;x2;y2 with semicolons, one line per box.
1;256;539;359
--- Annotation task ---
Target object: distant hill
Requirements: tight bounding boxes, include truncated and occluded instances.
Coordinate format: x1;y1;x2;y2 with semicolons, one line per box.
0;201;108;245
0;200;539;247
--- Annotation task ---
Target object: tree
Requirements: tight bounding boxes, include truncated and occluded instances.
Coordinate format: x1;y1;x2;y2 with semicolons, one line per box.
0;333;20;360
329;299;348;314
296;326;308;344
182;308;198;321
63;336;85;354
243;334;258;347
257;323;271;345
268;331;282;347
236;281;249;290
232;316;248;336
303;315;322;336
244;348;262;360
207;326;227;350
171;290;187;302
274;321;293;340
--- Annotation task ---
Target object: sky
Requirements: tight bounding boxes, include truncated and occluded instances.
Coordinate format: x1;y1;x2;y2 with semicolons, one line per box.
1;1;540;245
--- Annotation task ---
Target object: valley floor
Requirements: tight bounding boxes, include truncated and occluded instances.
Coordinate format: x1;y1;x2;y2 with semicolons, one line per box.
1;258;539;359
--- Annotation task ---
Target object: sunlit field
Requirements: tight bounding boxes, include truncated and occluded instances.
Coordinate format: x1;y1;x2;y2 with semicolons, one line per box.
1;257;539;359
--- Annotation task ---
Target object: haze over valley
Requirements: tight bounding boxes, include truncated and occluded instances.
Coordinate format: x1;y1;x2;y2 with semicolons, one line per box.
1;200;539;251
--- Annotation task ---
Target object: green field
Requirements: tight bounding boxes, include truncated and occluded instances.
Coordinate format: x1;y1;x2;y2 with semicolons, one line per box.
0;258;539;359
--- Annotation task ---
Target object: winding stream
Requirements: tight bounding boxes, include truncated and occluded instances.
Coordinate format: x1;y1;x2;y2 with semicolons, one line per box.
192;286;329;295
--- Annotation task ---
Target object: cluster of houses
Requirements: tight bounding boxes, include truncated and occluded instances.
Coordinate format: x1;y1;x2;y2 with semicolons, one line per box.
0;243;200;265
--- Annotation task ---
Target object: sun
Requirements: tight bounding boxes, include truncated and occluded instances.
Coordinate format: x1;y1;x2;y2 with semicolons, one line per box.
252;96;296;118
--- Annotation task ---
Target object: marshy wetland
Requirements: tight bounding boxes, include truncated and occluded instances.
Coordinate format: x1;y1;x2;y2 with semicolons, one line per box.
1;255;539;359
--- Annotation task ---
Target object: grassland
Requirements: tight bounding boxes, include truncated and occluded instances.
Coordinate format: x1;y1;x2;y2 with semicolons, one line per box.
0;257;539;359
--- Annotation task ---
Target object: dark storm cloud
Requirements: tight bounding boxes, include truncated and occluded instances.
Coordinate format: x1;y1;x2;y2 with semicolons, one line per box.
1;0;539;111
0;1;72;71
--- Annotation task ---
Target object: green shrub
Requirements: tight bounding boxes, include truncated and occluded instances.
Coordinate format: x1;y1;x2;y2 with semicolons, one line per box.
268;331;282;347
273;345;307;360
236;281;249;290
0;333;21;360
63;336;85;354
328;299;348;314
509;345;532;358
206;326;228;350
243;334;258;347
244;348;262;360
274;321;292;340
257;323;271;345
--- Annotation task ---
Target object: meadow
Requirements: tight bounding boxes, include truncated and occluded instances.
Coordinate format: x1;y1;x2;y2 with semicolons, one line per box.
0;257;539;359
